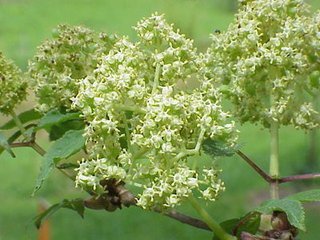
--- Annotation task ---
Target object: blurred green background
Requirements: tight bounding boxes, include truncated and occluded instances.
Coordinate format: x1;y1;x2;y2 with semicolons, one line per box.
0;0;319;239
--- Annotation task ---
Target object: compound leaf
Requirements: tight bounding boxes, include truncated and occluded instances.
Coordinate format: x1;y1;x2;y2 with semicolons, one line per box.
33;130;85;194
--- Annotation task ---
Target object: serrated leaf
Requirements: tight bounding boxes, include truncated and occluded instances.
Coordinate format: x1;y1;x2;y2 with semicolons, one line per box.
33;130;85;194
202;139;237;157
34;198;84;228
0;109;42;130
0;132;15;157
287;189;320;203
212;212;260;240
256;199;305;231
49;119;85;141
36;109;81;131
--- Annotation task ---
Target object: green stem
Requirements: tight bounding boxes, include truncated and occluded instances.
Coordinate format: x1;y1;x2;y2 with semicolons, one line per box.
10;111;30;141
133;147;149;160
172;128;205;162
270;121;279;199
152;63;161;94
189;196;236;240
123;116;132;152
113;104;145;114
31;142;46;156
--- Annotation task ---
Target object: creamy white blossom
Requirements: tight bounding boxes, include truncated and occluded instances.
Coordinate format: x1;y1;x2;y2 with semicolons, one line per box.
206;0;320;129
74;13;236;209
28;25;117;112
0;52;26;115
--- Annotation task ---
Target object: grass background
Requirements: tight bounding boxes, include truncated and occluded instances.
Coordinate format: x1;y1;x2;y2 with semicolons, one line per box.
0;0;319;239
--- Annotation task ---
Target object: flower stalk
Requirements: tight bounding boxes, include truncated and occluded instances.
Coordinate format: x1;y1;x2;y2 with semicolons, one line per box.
270;121;279;199
10;111;31;141
189;196;236;240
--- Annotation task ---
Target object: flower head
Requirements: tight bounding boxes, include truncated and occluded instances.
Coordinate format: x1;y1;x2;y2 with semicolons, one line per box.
207;0;320;129
73;14;236;209
28;25;117;112
0;52;26;115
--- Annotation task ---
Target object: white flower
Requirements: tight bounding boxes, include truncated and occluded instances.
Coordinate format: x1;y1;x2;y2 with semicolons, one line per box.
72;13;236;209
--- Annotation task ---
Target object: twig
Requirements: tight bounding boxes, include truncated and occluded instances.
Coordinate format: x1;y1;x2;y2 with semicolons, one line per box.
10;141;45;156
10;142;33;148
31;142;46;156
279;173;320;183
157;208;211;231
236;150;320;184
8;140;237;233
236;150;273;183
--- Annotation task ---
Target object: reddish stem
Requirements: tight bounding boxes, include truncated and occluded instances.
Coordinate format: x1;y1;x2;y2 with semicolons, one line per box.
279;173;320;183
236;150;273;183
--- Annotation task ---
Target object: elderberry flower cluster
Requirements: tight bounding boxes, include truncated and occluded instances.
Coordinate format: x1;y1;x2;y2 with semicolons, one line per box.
28;25;117;112
74;14;236;209
207;0;320;129
0;52;26;115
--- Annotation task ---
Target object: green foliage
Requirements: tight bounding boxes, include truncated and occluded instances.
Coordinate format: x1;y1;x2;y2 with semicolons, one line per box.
257;199;305;231
34;198;85;229
202;139;238;157
213;212;261;240
33;130;85;194
36;109;82;130
0;109;42;130
0;132;15;157
0;0;319;239
36;109;85;140
287;189;320;203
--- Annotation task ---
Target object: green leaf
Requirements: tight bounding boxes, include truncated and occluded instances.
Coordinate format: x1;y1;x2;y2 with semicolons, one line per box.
287;189;320;203
256;199;305;231
36;109;81;131
0;132;15;157
0;109;42;130
48;119;85;141
34;198;84;228
212;212;260;240
202;139;237;157
33;130;85;194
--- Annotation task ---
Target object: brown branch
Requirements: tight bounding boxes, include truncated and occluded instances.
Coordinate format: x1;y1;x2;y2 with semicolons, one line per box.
236;150;320;185
9;128;211;232
31;142;46;156
10;141;45;156
236;150;273;183
279;173;320;183
10;142;32;148
85;182;211;232
159;209;210;231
